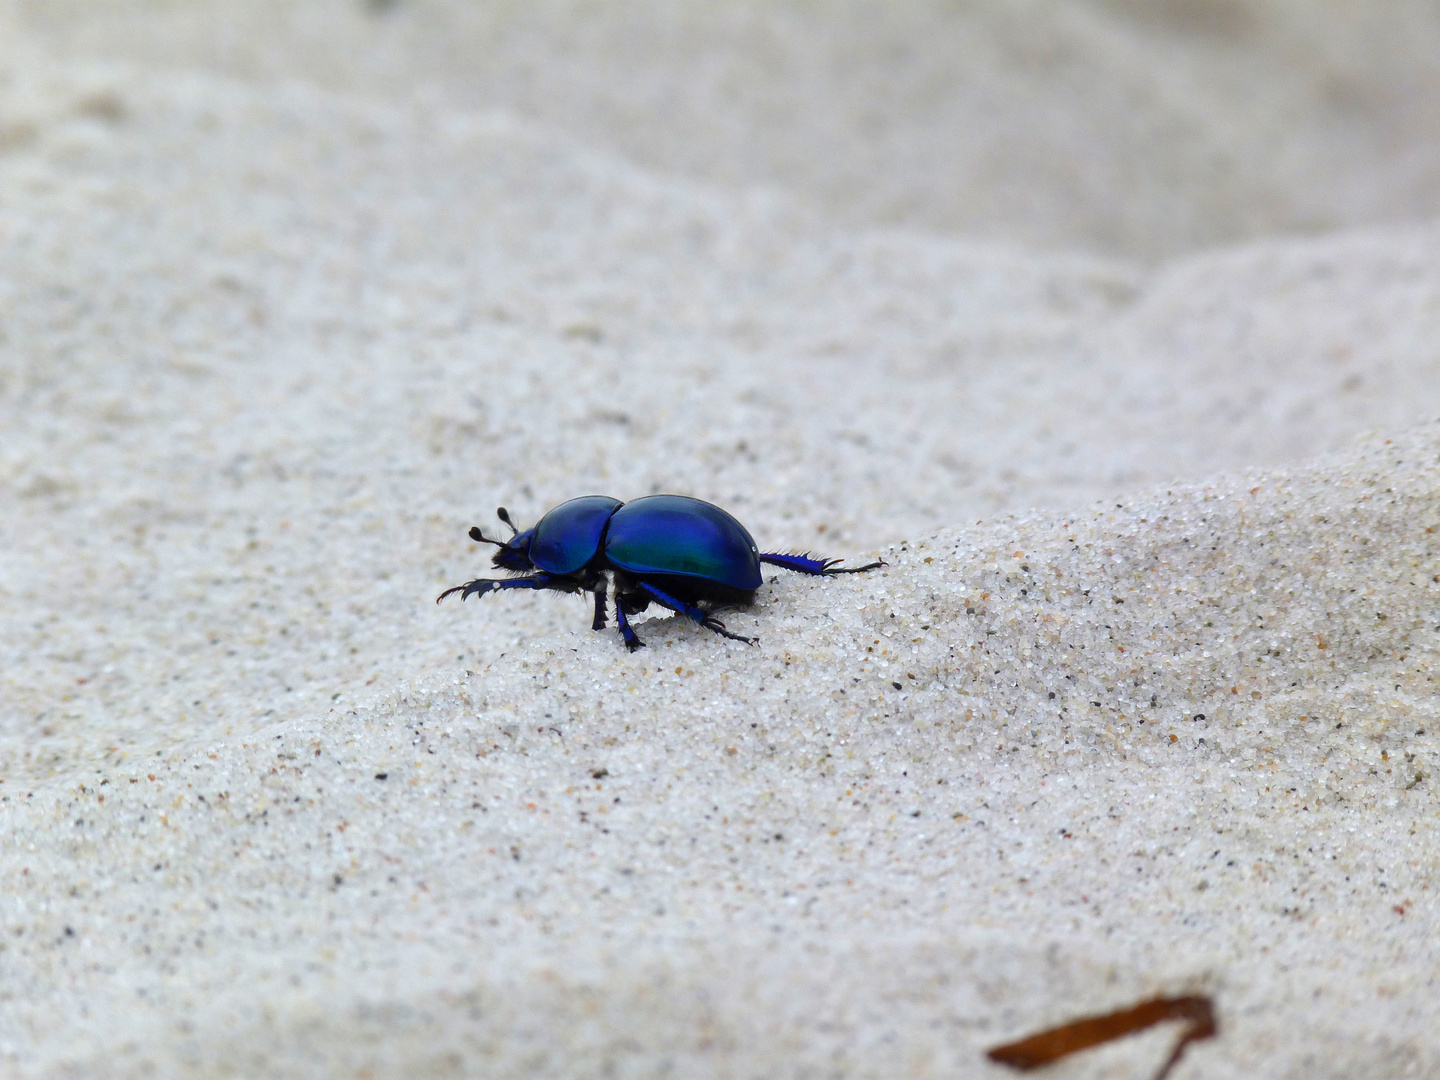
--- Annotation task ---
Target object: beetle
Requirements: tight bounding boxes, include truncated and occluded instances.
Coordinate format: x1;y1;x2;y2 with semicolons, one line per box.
437;494;884;651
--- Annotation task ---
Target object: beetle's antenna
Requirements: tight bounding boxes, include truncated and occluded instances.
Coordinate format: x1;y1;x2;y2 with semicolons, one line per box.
496;507;519;537
467;526;506;548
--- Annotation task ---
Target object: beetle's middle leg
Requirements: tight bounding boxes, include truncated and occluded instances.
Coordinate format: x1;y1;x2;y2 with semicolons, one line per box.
614;604;644;651
635;582;757;645
610;577;653;650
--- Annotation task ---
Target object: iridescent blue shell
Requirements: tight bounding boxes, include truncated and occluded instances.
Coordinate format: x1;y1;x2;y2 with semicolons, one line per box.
528;495;624;574
604;495;762;591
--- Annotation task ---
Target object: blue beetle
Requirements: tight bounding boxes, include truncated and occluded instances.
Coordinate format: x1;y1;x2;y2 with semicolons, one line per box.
437;494;883;650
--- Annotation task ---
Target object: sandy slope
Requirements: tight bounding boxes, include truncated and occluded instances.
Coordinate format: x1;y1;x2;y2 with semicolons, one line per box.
2;4;1439;1076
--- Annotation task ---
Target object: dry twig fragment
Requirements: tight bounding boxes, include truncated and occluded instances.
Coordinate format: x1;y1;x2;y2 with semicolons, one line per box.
987;994;1216;1080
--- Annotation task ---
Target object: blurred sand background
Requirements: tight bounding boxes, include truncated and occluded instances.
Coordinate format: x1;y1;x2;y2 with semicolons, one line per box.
2;1;1440;1075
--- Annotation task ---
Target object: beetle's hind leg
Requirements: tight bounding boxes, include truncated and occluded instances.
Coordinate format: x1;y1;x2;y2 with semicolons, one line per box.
635;582;757;646
759;552;885;575
591;585;608;630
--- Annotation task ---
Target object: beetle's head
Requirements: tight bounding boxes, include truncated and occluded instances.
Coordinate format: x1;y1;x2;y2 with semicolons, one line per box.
469;507;536;572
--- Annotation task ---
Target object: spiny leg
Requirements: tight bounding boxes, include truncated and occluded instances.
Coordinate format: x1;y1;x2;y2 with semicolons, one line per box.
591;587;608;631
436;572;562;604
759;552;886;575
636;581;756;645
614;603;643;651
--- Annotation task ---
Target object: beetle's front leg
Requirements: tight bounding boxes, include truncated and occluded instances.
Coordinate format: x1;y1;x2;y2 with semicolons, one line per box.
436;572;561;604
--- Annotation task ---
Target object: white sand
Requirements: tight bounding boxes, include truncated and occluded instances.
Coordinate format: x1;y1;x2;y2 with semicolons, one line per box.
2;3;1439;1075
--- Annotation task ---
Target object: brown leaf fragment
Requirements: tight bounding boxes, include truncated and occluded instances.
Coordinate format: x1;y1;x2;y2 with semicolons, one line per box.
987;994;1216;1080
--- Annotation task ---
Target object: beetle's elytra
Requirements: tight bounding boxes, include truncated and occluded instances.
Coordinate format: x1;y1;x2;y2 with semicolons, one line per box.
437;494;884;651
